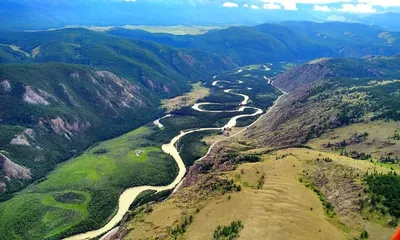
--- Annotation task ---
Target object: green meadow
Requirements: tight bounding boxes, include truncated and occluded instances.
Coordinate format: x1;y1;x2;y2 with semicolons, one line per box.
0;126;178;240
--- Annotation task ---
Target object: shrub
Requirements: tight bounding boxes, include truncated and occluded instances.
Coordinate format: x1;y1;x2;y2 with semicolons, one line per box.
365;173;400;219
214;221;244;240
93;148;108;155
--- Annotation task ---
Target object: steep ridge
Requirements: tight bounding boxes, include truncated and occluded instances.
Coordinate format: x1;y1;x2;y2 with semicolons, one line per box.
243;55;400;148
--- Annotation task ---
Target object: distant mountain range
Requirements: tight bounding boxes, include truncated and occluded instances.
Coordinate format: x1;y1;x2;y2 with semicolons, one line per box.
109;21;400;65
1;1;400;31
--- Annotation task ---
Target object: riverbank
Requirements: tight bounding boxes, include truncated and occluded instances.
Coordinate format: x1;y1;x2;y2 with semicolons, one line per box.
66;78;283;240
66;78;267;239
0;69;281;240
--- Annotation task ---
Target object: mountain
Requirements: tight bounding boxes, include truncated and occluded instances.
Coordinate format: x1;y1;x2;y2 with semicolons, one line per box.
360;12;400;31
0;28;235;198
109;21;400;65
0;28;235;97
3;1;400;32
248;55;400;147
0;63;160;196
0;1;315;30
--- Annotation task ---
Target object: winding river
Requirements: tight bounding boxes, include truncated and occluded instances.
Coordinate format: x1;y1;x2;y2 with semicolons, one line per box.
65;79;283;240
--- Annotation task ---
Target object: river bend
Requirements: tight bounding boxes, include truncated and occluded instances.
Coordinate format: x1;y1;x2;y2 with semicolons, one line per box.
65;79;277;240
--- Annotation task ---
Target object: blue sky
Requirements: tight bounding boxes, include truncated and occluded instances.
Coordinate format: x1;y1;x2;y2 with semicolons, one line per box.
2;0;400;30
4;0;400;13
217;0;400;13
106;0;400;13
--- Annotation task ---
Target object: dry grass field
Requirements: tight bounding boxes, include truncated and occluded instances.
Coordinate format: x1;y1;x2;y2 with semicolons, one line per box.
308;121;400;171
161;83;210;112
121;143;398;240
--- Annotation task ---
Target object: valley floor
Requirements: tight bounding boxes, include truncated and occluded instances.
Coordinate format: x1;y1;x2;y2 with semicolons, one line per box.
0;67;279;240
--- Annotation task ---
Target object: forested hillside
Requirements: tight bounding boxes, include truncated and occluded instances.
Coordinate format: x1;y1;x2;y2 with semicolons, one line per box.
0;28;235;97
109;21;400;65
0;29;235;198
0;63;163;197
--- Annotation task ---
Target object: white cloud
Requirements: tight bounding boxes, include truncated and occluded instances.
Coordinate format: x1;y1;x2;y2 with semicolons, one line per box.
222;1;239;7
124;0;136;2
289;0;351;3
337;3;377;12
260;0;297;11
281;0;298;10
313;4;332;11
260;0;400;9
263;2;282;9
218;0;400;12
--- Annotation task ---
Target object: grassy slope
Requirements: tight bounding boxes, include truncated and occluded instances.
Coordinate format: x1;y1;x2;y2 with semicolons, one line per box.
120;146;397;240
0;126;178;240
279;148;396;240
308;120;400;171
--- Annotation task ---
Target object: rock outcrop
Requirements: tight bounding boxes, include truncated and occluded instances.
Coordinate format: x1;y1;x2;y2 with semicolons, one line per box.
23;86;50;105
10;129;34;146
306;159;363;216
0;80;11;92
0;153;31;180
47;117;91;136
182;144;237;188
93;71;145;108
0;181;6;193
272;60;331;93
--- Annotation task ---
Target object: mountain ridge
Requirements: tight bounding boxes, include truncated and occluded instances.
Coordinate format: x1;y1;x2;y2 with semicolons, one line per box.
108;21;400;65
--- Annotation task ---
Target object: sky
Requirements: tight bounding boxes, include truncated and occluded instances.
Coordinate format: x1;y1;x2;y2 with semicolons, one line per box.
3;0;399;13
102;0;400;14
218;0;400;13
2;0;400;31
